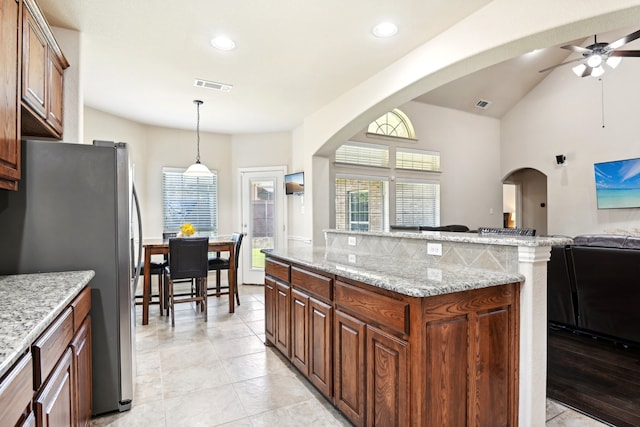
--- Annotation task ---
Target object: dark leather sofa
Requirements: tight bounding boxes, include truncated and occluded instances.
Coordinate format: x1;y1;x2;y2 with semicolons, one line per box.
547;234;640;345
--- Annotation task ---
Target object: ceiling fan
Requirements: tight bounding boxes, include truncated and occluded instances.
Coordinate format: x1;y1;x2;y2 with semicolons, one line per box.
539;29;640;77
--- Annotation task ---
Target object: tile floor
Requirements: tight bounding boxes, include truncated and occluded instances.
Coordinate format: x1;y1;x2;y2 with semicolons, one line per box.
91;283;610;427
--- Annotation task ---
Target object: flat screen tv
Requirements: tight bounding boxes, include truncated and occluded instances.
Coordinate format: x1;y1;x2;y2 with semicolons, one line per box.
594;157;640;209
285;172;304;195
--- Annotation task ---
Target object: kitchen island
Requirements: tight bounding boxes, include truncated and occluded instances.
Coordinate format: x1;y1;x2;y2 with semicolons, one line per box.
0;270;94;426
264;230;571;426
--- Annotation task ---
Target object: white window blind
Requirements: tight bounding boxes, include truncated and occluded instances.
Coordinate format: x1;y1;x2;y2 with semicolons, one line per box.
162;167;218;235
396;148;440;172
395;179;440;227
335;142;389;168
335;175;387;232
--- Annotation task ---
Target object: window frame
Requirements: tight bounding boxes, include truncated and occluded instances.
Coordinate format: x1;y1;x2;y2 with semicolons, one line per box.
161;167;219;236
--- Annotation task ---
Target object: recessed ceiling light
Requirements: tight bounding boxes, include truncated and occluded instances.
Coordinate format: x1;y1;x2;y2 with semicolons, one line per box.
211;36;236;51
372;22;398;38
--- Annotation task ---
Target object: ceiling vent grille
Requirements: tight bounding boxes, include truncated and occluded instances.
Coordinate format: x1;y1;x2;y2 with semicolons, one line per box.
474;99;492;110
194;79;233;92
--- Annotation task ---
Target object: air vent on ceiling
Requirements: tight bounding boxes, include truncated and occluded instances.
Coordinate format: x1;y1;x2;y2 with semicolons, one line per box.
194;79;233;92
474;99;492;110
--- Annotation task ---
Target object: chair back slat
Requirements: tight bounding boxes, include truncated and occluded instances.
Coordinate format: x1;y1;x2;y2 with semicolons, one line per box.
168;237;209;280
232;232;244;268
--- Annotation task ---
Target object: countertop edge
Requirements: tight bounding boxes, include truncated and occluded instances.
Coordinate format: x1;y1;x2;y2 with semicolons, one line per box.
0;270;95;380
325;229;573;247
263;249;525;298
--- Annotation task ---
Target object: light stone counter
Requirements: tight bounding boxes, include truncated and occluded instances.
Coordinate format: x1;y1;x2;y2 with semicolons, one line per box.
0;270;94;379
263;246;525;297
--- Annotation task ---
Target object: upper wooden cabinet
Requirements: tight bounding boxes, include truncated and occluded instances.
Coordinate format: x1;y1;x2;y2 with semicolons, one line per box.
21;0;68;139
0;0;22;191
0;0;68;190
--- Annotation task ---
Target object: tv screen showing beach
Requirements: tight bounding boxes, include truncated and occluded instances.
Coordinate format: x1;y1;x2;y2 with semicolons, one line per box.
594;157;640;209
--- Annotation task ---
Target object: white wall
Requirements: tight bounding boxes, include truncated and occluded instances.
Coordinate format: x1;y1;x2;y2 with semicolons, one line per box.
403;101;503;229
52;27;82;144
344;101;503;230
230;132;292;235
298;1;640;244
501;56;640;236
83;107;233;239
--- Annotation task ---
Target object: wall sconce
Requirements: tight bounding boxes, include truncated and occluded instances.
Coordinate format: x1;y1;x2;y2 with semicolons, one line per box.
555;154;567;166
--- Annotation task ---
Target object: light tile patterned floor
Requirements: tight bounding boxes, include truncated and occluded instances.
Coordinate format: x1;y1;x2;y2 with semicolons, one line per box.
91;283;609;426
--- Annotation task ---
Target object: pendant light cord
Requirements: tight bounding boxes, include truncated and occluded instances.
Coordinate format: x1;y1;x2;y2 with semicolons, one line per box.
194;99;203;163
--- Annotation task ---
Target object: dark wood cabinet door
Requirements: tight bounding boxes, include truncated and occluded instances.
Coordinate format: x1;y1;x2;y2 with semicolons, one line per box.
334;310;366;427
0;0;21;190
366;326;409;427
422;285;518;427
275;281;291;357
22;4;47;119
264;277;276;345
291;288;309;374
309;297;332;398
71;316;92;427
35;347;75;427
46;49;64;135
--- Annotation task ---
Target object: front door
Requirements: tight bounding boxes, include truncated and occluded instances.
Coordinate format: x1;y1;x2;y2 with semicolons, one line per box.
240;167;286;284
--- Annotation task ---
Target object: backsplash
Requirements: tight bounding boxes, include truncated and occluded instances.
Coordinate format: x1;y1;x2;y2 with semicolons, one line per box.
325;230;520;273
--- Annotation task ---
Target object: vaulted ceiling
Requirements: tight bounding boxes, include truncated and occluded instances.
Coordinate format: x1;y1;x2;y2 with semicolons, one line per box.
37;0;639;134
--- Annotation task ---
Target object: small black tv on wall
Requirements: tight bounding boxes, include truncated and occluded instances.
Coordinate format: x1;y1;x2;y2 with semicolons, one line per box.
285;172;304;195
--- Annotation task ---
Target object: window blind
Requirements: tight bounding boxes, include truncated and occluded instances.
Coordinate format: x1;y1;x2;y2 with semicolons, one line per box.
335;175;387;232
162;167;218;235
395;179;440;226
335;142;389;168
396;148;440;172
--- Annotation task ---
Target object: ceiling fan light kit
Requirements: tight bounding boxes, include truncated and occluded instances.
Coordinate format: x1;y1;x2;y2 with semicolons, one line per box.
540;29;640;77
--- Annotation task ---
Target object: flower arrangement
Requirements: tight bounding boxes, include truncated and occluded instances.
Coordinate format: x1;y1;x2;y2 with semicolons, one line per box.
179;222;196;237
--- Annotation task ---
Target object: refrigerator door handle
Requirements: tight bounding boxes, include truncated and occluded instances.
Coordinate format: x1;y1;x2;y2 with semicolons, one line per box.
132;183;143;292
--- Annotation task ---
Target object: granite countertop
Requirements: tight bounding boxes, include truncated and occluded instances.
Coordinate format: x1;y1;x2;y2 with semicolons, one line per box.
327;229;573;247
264;247;525;298
0;270;94;379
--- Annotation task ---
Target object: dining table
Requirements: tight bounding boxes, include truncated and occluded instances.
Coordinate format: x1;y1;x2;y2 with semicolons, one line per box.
140;236;236;325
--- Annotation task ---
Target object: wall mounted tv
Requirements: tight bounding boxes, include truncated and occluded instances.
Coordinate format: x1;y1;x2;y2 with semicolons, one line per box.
285;172;304;195
594;157;640;209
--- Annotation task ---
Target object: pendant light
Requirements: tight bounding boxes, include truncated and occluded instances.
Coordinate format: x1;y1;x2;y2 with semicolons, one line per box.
184;99;213;177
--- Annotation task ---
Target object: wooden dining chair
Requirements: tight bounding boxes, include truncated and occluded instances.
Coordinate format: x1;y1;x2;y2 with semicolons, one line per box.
164;237;209;326
207;232;243;305
132;238;165;314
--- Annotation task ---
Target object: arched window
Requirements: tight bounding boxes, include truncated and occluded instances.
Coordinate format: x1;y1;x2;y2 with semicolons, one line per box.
367;109;415;139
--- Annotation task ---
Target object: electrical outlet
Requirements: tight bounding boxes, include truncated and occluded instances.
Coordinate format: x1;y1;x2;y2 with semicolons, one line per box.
348;254;356;263
427;243;442;256
348;236;356;246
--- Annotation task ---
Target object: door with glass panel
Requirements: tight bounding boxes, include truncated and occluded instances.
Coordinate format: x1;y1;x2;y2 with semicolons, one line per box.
240;168;286;284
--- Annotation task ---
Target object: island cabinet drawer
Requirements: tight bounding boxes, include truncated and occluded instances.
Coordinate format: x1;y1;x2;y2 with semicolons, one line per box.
32;307;73;388
0;352;33;426
291;266;332;302
335;280;410;336
71;286;91;331
265;258;290;283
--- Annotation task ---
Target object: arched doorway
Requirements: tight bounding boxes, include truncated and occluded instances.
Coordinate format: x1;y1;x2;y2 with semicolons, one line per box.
502;168;548;236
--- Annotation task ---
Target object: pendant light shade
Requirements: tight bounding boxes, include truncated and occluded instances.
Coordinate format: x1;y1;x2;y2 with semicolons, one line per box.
184;100;213;177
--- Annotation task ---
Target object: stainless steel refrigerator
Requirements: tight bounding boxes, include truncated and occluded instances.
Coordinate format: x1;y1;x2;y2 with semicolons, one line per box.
0;139;138;415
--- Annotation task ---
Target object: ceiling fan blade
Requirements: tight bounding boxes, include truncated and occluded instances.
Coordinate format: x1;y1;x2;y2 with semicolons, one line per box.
538;57;583;73
610;50;640;57
580;66;592;78
561;44;592;54
606;29;640;50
